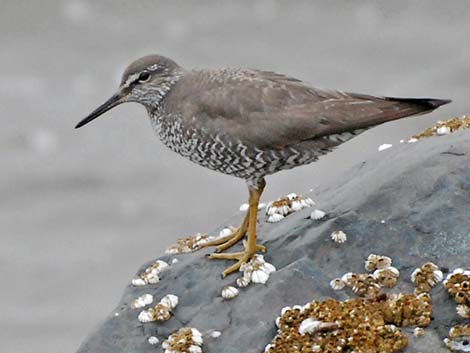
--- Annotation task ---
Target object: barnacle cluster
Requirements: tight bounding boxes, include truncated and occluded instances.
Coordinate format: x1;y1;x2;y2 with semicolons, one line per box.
131;260;169;286
165;232;232;254
265;293;432;353
266;193;315;223
410;115;470;141
443;324;470;352
138;294;178;323
330;254;399;296
444;268;470;318
162;327;203;353
411;262;443;294
237;254;276;286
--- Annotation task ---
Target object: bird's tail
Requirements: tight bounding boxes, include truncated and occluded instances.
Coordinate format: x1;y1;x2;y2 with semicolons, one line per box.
384;97;451;114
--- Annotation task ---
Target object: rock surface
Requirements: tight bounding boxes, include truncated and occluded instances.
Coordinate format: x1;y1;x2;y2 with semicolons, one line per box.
77;130;470;353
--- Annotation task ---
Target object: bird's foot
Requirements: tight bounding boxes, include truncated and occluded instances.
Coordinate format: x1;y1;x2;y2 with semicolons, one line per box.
207;240;265;277
198;226;247;253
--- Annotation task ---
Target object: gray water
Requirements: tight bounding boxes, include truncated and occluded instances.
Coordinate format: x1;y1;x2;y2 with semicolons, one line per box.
1;1;467;352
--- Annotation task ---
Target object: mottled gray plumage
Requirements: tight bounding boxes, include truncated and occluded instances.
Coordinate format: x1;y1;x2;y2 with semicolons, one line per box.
92;54;449;185
76;54;451;276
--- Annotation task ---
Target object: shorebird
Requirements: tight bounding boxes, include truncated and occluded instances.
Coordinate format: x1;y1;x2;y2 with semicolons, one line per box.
76;55;450;277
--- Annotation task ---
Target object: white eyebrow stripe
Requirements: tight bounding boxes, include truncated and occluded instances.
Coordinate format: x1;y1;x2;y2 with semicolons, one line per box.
123;73;140;88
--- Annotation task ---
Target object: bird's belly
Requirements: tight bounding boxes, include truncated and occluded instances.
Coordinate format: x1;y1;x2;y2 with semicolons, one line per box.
150;113;329;179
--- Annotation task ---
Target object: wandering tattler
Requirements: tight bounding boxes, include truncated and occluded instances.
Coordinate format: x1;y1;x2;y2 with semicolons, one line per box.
76;55;450;277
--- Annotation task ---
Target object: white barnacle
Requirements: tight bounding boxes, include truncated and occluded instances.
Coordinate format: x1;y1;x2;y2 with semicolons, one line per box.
331;230;347;243
131;278;147;287
160;294;179;309
251;269;270;284
267;213;284;223
408;137;418;143
171;258;179;264
374;266;399;279
191;328;203;344
209;330;221;338
188;345;202;353
287;193;298;200
341;272;357;286
154;260;170;272
411;268;422;283
291;200;303;211
378;143;392;151
148;336;159;345
310;209;326;220
222;286;239;299
413;327;424;337
261;261;276;274
264;343;274;352
330;278;346;290
456;304;470;318
437;126;451;135
236;276;250;288
138;310;155;323
281;306;292;316
131;293;154;308
433;269;443;284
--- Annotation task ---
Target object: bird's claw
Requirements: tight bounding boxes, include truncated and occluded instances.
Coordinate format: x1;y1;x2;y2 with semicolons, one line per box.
208;242;266;276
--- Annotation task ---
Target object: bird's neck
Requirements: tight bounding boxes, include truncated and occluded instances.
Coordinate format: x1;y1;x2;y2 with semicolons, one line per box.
144;70;184;111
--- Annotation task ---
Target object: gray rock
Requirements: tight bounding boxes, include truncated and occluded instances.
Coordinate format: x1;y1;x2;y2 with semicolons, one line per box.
77;130;470;353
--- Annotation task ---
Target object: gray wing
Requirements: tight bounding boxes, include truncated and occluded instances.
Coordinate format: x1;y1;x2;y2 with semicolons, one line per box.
167;69;449;150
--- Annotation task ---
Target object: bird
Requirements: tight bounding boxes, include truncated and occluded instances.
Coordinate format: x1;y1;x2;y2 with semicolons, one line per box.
75;54;450;277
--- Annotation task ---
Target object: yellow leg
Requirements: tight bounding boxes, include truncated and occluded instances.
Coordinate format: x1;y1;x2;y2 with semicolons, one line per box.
208;179;267;277
197;212;249;252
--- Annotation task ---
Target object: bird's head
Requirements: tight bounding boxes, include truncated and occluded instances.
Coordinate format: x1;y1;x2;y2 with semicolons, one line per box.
75;55;182;128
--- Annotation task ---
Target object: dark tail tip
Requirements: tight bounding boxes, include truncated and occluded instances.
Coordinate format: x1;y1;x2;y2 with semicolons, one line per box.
387;97;452;111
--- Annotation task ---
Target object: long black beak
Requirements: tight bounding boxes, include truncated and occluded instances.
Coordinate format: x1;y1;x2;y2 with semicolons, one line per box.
75;92;124;129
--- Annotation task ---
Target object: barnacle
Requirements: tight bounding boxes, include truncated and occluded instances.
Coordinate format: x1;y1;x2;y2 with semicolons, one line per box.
222;286;239;300
148;336;159;345
331;230;347;243
456;304;470;318
138;294;178;323
238;254;276;285
165;232;232;253
330;278;346;291
266;193;315;220
267;213;285;223
209;331;221;338
266;292;431;353
411;262;443;294
311;209;326;220
444;325;470;352
364;254;392;271
162;327;203;353
410;115;470;141
339;272;381;297
413;327;424;337
131;260;169;286
444;268;470;305
374;267;400;288
131;293;153;309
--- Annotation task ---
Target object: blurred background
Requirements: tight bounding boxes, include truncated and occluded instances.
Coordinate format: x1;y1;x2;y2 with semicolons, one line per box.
0;1;467;352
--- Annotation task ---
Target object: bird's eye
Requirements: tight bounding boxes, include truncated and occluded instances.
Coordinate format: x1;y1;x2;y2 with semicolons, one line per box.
138;72;151;82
